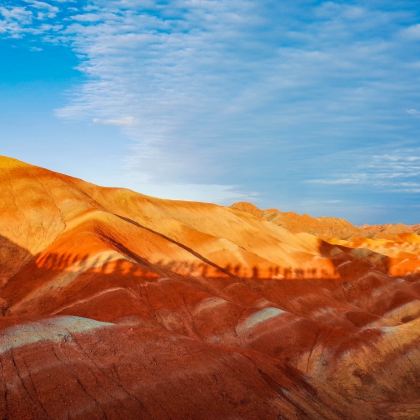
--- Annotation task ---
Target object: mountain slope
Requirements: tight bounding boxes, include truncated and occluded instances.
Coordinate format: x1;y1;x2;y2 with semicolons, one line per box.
0;156;419;419
231;201;360;239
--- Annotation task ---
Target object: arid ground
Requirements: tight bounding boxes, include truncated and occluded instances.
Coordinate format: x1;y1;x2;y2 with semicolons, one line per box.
0;156;419;419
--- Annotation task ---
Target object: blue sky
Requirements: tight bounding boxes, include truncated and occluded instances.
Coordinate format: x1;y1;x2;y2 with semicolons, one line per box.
1;0;420;224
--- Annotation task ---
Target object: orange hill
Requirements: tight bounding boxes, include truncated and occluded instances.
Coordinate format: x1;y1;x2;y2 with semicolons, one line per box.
231;201;420;239
230;201;360;239
0;156;419;419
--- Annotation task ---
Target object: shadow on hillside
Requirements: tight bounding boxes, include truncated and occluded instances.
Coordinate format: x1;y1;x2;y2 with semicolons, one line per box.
1;232;418;320
0;235;32;288
1;234;415;289
9;248;340;281
318;240;390;280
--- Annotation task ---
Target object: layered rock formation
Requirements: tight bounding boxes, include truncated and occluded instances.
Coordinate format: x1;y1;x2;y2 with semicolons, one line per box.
0;156;419;419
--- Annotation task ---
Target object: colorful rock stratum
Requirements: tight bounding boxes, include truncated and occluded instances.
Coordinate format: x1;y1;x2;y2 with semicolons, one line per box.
0;155;419;419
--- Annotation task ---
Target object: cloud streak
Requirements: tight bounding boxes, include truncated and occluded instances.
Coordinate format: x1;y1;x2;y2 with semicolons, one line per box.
308;148;420;193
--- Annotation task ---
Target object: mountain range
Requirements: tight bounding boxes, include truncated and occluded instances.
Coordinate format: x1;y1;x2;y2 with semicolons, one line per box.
0;156;419;419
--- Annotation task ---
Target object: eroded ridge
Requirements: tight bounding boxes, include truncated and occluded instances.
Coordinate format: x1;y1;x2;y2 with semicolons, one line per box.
0;156;419;419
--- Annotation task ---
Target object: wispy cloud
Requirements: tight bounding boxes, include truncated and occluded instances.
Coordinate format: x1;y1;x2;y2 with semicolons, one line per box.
0;6;32;37
92;116;137;127
51;0;269;197
401;23;420;40
0;2;62;37
308;148;420;193
25;1;58;19
53;3;419;192
407;108;420;117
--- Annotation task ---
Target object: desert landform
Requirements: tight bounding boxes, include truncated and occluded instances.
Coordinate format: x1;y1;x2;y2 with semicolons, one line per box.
0;156;419;419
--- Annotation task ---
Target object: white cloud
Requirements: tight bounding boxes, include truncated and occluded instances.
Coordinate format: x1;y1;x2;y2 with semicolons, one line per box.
401;23;420;40
0;7;32;38
71;13;102;23
0;6;32;37
29;45;43;52
93;116;137;126
315;3;367;20
407;108;420;117
307;177;365;186
0;2;61;37
25;1;58;19
0;6;31;21
307;148;420;193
